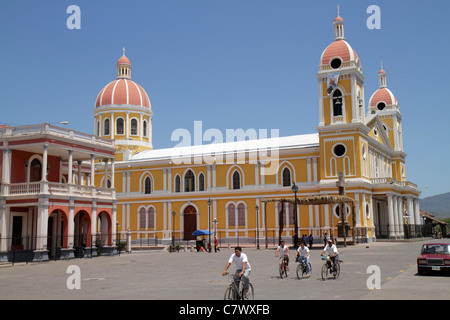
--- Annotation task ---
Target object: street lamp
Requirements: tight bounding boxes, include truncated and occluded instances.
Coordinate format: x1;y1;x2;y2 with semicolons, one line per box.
291;183;299;248
172;211;176;252
256;205;260;249
208;198;212;253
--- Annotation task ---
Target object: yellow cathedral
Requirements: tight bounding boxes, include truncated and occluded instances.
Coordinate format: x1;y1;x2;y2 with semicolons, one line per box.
93;13;421;247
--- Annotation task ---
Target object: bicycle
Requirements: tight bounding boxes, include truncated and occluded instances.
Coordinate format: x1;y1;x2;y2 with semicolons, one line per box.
278;256;289;278
223;272;254;300
321;255;340;280
295;256;312;279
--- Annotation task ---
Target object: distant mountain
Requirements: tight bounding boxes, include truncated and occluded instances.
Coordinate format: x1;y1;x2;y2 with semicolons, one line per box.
420;192;450;219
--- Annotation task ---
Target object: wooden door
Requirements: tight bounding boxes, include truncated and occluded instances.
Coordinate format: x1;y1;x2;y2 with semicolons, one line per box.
183;205;197;240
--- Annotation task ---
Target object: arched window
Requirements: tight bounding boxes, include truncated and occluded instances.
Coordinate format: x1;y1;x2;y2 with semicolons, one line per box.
104;118;110;135
332;89;343;116
148;207;155;228
184;170;195;192
282;167;291;187
144;177;151;194
116;118;124;135
139;207;146;229
30;158;42;182
198;173;205;191
228;204;235;227
143;120;148;137
237;203;245;227
288;203;295;226
130;118;138;136
175;175;181;193
232;171;240;190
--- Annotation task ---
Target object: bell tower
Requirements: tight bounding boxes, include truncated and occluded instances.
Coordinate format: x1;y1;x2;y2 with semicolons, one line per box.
316;10;368;182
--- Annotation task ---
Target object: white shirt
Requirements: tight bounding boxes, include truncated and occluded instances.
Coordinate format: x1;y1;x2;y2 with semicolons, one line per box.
277;245;289;256
228;252;251;271
297;246;309;257
323;244;338;256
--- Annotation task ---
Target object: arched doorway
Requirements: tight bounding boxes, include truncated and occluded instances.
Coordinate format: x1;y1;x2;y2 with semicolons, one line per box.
97;211;112;247
74;210;91;257
183;205;197;240
47;210;66;259
30;158;42;182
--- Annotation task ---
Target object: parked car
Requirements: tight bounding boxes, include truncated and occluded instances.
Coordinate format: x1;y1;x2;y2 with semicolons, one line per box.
417;243;450;275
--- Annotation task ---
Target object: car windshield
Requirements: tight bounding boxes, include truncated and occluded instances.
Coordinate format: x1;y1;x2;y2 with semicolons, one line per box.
421;244;450;254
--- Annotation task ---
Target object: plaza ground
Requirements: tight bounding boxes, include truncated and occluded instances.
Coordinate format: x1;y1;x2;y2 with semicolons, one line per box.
0;239;449;300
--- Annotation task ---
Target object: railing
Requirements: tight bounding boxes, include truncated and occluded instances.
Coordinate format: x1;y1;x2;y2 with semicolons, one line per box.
371;178;418;189
2;181;115;198
0;233;124;265
0;123;114;149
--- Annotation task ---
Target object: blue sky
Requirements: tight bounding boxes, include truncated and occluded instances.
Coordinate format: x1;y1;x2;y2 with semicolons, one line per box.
0;0;449;198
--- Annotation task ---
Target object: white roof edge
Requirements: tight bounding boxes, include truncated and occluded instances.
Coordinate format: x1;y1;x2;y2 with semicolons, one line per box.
130;133;319;161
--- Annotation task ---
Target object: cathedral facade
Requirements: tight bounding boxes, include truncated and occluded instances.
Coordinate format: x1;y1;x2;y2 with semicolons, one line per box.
93;12;421;246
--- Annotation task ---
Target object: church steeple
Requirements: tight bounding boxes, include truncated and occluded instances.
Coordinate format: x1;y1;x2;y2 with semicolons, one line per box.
117;48;132;80
378;61;387;88
334;4;345;40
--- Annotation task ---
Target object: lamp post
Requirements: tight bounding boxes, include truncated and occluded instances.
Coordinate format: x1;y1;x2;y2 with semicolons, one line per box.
256;205;260;249
291;183;299;248
208;198;212;253
172;211;176;252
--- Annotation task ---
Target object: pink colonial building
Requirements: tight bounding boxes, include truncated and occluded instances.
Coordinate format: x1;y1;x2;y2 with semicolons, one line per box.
0;123;117;262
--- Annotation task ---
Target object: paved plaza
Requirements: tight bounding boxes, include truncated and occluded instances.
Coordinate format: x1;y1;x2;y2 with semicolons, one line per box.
0;239;449;301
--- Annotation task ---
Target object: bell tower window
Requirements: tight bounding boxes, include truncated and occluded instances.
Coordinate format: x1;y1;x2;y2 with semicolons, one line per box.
332;89;343;116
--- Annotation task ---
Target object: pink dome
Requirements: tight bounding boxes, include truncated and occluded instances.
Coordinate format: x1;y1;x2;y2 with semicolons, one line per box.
95;79;151;108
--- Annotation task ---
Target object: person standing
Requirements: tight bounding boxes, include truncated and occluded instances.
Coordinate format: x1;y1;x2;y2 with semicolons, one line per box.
308;234;313;249
214;236;220;252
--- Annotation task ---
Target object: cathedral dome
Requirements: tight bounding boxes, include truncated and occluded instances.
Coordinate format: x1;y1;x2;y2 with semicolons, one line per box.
369;67;398;111
320;40;359;66
95;53;151;109
369;87;397;109
319;12;359;67
95;79;151;108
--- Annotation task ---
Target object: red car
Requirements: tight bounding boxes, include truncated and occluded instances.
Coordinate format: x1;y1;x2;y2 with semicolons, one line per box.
417;243;450;275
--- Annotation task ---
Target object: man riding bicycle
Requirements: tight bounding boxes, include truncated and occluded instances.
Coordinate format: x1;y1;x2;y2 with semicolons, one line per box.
222;246;251;296
275;240;290;271
295;241;310;276
321;238;339;276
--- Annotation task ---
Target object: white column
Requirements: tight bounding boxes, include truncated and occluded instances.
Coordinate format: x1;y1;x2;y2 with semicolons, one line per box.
125;112;129;139
407;196;414;226
90;154;95;187
41;144;48;181
110;112;115;137
68;150;73;184
68;201;75;249
392;195;399;237
104;159;109;188
397;196;404;237
387;194;395;238
91;200;97;244
110;158;115;188
414;198;421;229
36;201;49;251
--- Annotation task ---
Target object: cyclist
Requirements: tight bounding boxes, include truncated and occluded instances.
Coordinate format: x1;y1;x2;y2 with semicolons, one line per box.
321;238;339;276
275;240;290;271
222;246;251;296
295;241;310;276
